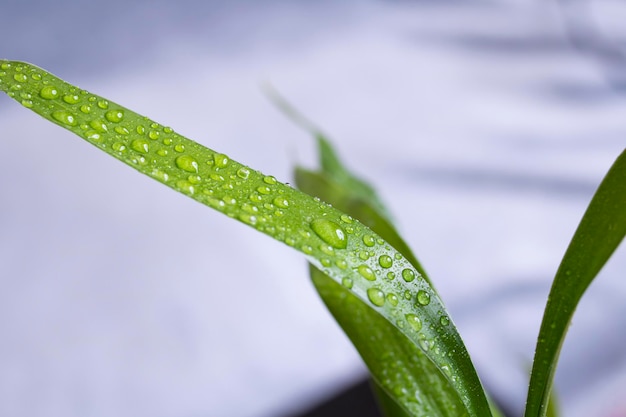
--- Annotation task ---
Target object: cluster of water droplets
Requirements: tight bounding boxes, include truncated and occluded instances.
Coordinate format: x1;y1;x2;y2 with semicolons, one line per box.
0;61;465;401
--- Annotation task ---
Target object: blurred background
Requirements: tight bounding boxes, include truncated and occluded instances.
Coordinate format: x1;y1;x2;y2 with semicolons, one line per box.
0;0;625;416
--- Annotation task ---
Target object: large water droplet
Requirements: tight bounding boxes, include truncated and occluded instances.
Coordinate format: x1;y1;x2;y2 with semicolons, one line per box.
175;155;199;173
357;265;376;281
39;85;59;99
416;290;431;306
131;139;150;154
406;314;422;331
378;255;393;268
401;269;416;282
105;109;124;123
362;235;375;247
367;288;385;306
310;219;348;249
51;110;77;126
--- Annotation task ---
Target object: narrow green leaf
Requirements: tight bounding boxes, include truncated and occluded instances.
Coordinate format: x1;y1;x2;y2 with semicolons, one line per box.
0;61;491;417
312;266;466;417
291;104;489;415
525;150;626;417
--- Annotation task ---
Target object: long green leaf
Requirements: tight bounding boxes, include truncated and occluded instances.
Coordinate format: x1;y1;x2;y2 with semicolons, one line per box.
525;149;626;417
291;109;491;415
0;61;491;417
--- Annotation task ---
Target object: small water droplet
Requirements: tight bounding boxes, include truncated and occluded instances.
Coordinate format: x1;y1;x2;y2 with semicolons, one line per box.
273;196;289;208
237;167;250;179
401;269;416;282
257;186;271;195
39;85;59;99
84;130;102;143
336;259;348;270
174;144;185;153
302;245;313;254
406;314;422;331
148;130;160;140
97;100;109;109
136;125;146;135
310;219;348;249
387;293;399;306
51;110;77;126
419;339;431;352
357;265;376;281
131;139;150;154
175;155;199;173
89;119;108;133
214;153;229;168
340;214;353;224
63;94;80;104
319;244;334;256
105;109;124;123
367;288;385;306
342;277;353;289
440;316;450;326
378;255;393;268
152;169;169;182
13;73;27;82
386;271;395;280
358;251;370;260
416;290;430;306
80;104;92;114
114;126;130;135
21;100;33;108
112;142;126;152
362;235;375;247
263;175;277;185
157;149;168;156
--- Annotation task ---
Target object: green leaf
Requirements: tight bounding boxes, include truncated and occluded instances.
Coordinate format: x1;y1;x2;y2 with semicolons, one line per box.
0;61;491;417
525;149;626;417
290;103;489;416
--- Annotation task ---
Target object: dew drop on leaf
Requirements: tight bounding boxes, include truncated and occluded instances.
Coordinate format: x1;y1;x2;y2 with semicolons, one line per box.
378;255;393;268
273;196;289;208
131;139;150;154
63;94;80;104
416;290;431;306
236;167;250;179
406;314;422;331
367;288;385;306
175;155;199;173
105;109;124;123
51;110;77;126
362;235;375;247
342;277;353;289
401;268;416;282
357;265;376;281
310;219;348;249
39;85;59;99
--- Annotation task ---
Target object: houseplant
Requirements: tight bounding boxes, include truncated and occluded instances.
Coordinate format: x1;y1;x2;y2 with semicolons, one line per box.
1;60;624;417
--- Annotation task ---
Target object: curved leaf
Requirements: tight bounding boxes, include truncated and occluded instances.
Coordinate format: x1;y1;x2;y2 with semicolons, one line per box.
0;61;491;417
525;149;626;417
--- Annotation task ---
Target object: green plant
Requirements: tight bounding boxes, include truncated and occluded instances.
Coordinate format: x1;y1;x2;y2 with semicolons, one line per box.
0;60;624;417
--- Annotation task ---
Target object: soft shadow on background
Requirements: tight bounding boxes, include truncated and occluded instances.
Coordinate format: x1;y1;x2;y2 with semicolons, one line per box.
1;1;625;416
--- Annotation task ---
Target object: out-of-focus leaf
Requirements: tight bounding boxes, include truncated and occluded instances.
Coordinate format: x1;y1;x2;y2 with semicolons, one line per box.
1;61;492;417
525;150;626;417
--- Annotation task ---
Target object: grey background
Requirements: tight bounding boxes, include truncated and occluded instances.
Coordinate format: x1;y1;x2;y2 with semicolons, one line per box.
1;0;625;416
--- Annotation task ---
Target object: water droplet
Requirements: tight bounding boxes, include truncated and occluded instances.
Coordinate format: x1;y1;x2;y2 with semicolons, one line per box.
263;176;277;185
31;73;42;81
302;245;313;254
63;94;80;104
358;251;370;260
387;293;399;306
342;277;353;289
362;235;375;247
148;130;160;140
175;155;199;173
440;316;450;326
0;62;11;70
416;290;430;306
39;85;59;99
152;169;169;182
419;339;431;352
51;110;77;126
406;314;422;331
105;109;124;123
136;125;146;135
257;185;271;195
174;144;185;153
21;100;33;108
157;149;168;156
84;131;102;143
112;142;126;152
273;196;289;208
131;139;150;154
89;119;108;133
214;153;229;168
358;265;376;281
401;269;416;282
340;214;353;224
319;244;334;256
13;73;27;82
367;288;385;306
80;104;92;114
97;100;109;109
237;167;250;179
310;219;348;249
386;272;395;280
336;259;348;269
378;255;393;268
114;126;130;135
321;258;332;267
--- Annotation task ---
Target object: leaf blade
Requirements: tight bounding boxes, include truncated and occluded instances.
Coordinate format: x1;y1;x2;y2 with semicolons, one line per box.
525;149;626;417
1;60;491;417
